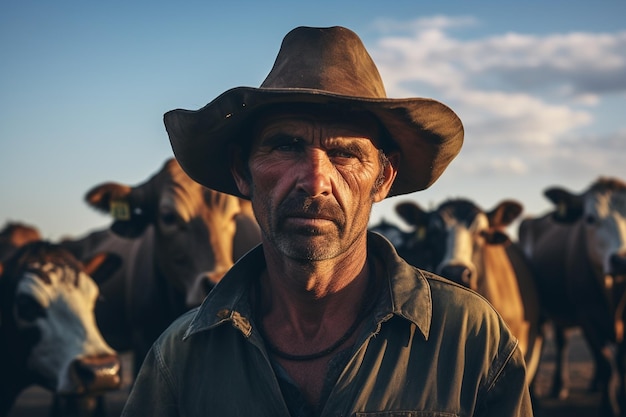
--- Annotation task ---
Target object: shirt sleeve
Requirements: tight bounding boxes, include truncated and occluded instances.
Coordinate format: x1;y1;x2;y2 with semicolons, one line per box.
477;342;534;417
121;342;179;417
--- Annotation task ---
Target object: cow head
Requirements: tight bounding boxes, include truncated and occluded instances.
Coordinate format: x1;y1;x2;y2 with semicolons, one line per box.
545;177;626;278
0;242;121;399
85;158;244;307
391;201;447;271
370;218;408;250
428;199;522;290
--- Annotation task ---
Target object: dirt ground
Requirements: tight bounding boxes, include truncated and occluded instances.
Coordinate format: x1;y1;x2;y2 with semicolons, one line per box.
7;326;610;417
531;326;606;417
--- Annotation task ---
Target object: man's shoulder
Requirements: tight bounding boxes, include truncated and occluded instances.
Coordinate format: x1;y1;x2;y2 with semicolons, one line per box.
154;308;199;346
419;269;503;319
420;268;482;296
419;268;519;355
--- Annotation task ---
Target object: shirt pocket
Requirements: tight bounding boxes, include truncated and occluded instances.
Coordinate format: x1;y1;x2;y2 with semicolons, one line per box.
355;412;459;417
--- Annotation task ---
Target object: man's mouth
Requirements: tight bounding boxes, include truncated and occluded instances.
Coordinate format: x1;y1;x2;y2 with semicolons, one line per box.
277;197;345;230
283;213;336;229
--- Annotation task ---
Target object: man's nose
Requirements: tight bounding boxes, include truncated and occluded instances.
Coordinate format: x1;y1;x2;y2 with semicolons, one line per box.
295;150;332;197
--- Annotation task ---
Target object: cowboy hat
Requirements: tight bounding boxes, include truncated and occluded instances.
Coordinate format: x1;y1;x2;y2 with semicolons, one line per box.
164;26;464;198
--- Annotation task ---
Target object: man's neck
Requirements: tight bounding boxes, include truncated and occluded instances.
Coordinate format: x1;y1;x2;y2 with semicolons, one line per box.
258;241;370;335
255;240;375;408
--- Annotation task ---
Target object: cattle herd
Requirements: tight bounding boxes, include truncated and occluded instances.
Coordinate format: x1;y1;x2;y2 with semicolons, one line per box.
1;158;625;417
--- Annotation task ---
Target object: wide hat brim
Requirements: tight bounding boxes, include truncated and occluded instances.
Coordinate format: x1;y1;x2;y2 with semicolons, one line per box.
165;86;464;199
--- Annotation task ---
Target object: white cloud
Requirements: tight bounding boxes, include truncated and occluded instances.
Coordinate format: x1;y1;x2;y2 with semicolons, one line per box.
444;128;625;183
372;15;478;34
368;18;625;181
459;89;592;146
457;156;529;175
373;25;626;97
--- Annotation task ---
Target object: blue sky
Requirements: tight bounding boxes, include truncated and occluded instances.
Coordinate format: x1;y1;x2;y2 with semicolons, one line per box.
1;0;625;240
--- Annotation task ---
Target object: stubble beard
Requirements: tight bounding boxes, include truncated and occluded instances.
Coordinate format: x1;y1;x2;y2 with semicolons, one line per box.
255;194;371;262
247;155;385;262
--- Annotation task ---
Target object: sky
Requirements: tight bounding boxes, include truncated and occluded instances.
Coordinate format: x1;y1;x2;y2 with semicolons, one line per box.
1;0;625;241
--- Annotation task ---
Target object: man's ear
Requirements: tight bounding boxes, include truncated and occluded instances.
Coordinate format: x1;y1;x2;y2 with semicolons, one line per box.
372;151;399;203
230;147;252;198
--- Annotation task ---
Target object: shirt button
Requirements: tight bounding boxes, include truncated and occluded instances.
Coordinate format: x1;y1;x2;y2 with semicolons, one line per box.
216;309;230;319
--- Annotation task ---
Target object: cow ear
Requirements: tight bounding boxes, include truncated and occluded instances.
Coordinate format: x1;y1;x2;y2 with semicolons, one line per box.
395;201;429;228
85;182;152;238
83;252;123;286
85;182;133;213
544;187;583;223
487;200;523;228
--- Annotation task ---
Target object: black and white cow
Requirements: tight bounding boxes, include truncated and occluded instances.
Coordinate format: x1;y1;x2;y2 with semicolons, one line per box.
369;201;444;272
0;241;122;417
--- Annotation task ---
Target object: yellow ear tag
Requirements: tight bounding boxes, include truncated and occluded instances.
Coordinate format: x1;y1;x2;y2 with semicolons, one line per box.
110;200;131;221
417;226;426;241
558;202;566;217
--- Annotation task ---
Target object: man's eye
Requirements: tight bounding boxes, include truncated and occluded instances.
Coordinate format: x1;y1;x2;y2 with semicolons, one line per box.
275;143;299;152
270;137;303;152
329;150;357;159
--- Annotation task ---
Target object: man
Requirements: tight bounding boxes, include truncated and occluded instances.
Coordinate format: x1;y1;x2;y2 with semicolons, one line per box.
122;26;532;417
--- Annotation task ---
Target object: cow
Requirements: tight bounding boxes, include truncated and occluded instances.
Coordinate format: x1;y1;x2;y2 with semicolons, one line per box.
60;158;261;375
373;198;543;385
369;210;440;272
0;241;122;417
518;177;626;416
370;200;454;272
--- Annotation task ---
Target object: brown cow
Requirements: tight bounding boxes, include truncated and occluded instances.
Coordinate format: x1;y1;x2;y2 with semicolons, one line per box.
380;198;543;385
519;177;626;416
61;158;261;374
0;241;122;417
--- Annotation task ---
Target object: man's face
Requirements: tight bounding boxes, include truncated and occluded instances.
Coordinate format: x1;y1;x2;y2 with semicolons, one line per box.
233;110;396;262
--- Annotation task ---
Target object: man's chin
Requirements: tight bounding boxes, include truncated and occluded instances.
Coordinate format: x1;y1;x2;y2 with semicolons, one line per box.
276;237;338;261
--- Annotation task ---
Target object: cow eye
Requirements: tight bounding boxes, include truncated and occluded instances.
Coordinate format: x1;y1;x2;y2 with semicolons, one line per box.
160;211;178;226
15;294;46;322
585;215;596;225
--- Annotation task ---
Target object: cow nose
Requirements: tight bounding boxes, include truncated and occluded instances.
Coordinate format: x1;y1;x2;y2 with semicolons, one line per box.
69;354;122;394
610;253;626;275
439;264;474;289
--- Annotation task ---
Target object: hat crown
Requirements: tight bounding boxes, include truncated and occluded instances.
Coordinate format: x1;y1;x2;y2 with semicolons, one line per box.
260;26;387;99
165;25;463;199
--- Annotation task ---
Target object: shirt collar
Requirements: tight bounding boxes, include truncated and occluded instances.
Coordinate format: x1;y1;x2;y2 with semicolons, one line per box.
183;232;432;340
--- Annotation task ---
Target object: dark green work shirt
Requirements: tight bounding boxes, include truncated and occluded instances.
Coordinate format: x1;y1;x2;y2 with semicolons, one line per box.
122;232;533;417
